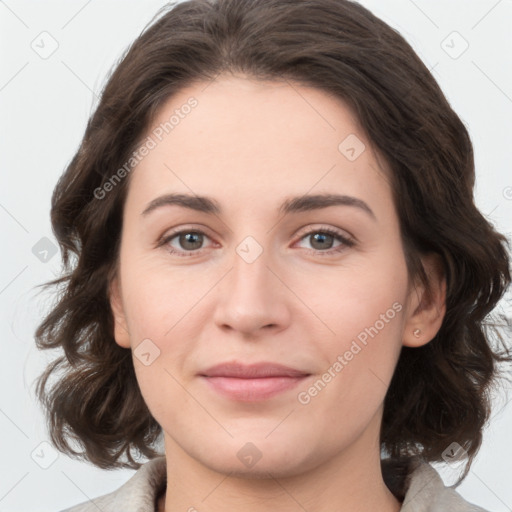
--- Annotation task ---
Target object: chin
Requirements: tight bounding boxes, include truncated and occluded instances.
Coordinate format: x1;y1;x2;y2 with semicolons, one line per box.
194;436;324;479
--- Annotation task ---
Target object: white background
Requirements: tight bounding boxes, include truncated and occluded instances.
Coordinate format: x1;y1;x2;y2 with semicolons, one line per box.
0;1;511;511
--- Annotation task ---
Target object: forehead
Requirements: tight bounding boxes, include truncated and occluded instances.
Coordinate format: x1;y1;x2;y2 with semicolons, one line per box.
125;74;393;216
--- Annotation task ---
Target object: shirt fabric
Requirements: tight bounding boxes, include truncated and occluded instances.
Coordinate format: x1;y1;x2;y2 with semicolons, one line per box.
60;455;490;512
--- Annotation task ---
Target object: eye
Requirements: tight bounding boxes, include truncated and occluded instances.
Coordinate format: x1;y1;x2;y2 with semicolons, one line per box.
294;226;355;256
159;229;213;257
158;225;355;258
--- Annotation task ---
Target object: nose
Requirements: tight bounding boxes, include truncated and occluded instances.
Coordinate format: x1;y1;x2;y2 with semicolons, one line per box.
212;245;291;337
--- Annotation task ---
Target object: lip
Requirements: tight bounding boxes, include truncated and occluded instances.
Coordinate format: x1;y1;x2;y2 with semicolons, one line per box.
200;361;310;378
198;361;311;401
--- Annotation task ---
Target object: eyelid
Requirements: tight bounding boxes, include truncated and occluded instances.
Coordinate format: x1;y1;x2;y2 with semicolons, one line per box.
156;224;216;250
293;224;355;244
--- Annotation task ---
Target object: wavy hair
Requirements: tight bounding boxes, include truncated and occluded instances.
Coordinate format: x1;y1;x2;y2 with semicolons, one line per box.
34;0;511;500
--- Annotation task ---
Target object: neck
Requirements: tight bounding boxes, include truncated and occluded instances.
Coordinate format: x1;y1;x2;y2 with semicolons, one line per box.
160;410;401;512
158;468;400;512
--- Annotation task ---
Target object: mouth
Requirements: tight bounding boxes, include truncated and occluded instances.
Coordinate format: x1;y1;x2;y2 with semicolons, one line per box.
198;361;311;401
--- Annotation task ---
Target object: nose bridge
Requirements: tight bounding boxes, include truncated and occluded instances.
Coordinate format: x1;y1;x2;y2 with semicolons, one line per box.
232;239;271;291
213;234;289;333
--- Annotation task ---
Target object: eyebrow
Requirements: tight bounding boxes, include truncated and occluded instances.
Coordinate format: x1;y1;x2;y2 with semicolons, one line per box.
141;193;376;220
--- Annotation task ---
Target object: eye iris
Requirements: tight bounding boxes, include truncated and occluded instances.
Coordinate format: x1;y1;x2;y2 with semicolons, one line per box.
311;232;334;250
180;232;203;250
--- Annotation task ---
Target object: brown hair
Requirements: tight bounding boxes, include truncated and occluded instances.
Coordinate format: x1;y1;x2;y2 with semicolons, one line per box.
34;0;511;500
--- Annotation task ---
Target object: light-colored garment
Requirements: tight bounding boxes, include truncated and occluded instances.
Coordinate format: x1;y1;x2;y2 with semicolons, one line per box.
60;455;490;512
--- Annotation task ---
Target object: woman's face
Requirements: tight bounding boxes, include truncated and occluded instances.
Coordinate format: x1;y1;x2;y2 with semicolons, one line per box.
110;75;438;477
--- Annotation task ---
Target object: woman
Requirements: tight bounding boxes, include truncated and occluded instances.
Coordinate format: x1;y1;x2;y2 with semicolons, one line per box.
34;0;511;511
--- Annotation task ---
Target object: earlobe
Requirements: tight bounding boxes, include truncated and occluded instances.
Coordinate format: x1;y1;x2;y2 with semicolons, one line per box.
109;276;131;349
403;252;446;348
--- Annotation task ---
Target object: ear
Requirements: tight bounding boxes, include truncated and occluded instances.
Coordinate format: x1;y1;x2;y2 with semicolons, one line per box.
108;275;131;349
402;252;446;348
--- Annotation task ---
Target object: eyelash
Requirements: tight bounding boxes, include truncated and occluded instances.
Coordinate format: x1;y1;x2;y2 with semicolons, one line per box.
158;225;356;258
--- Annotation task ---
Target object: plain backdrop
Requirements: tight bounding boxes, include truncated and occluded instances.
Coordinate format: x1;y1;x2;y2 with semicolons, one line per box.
1;1;511;511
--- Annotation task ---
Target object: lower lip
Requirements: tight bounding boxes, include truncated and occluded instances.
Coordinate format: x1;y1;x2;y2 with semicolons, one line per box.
200;375;309;401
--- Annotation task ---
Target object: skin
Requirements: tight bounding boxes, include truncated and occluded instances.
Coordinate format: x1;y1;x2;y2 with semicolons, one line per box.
109;74;446;512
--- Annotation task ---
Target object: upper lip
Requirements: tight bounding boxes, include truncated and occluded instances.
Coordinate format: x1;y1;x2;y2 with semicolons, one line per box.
199;361;310;378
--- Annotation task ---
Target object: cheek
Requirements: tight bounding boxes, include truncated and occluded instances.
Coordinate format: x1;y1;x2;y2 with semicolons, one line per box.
120;255;207;341
118;258;206;415
297;244;408;346
295;301;405;437
130;358;180;434
296;247;408;401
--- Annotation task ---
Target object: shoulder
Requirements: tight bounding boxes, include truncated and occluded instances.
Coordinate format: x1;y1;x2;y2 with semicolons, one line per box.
401;460;491;512
58;456;167;512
